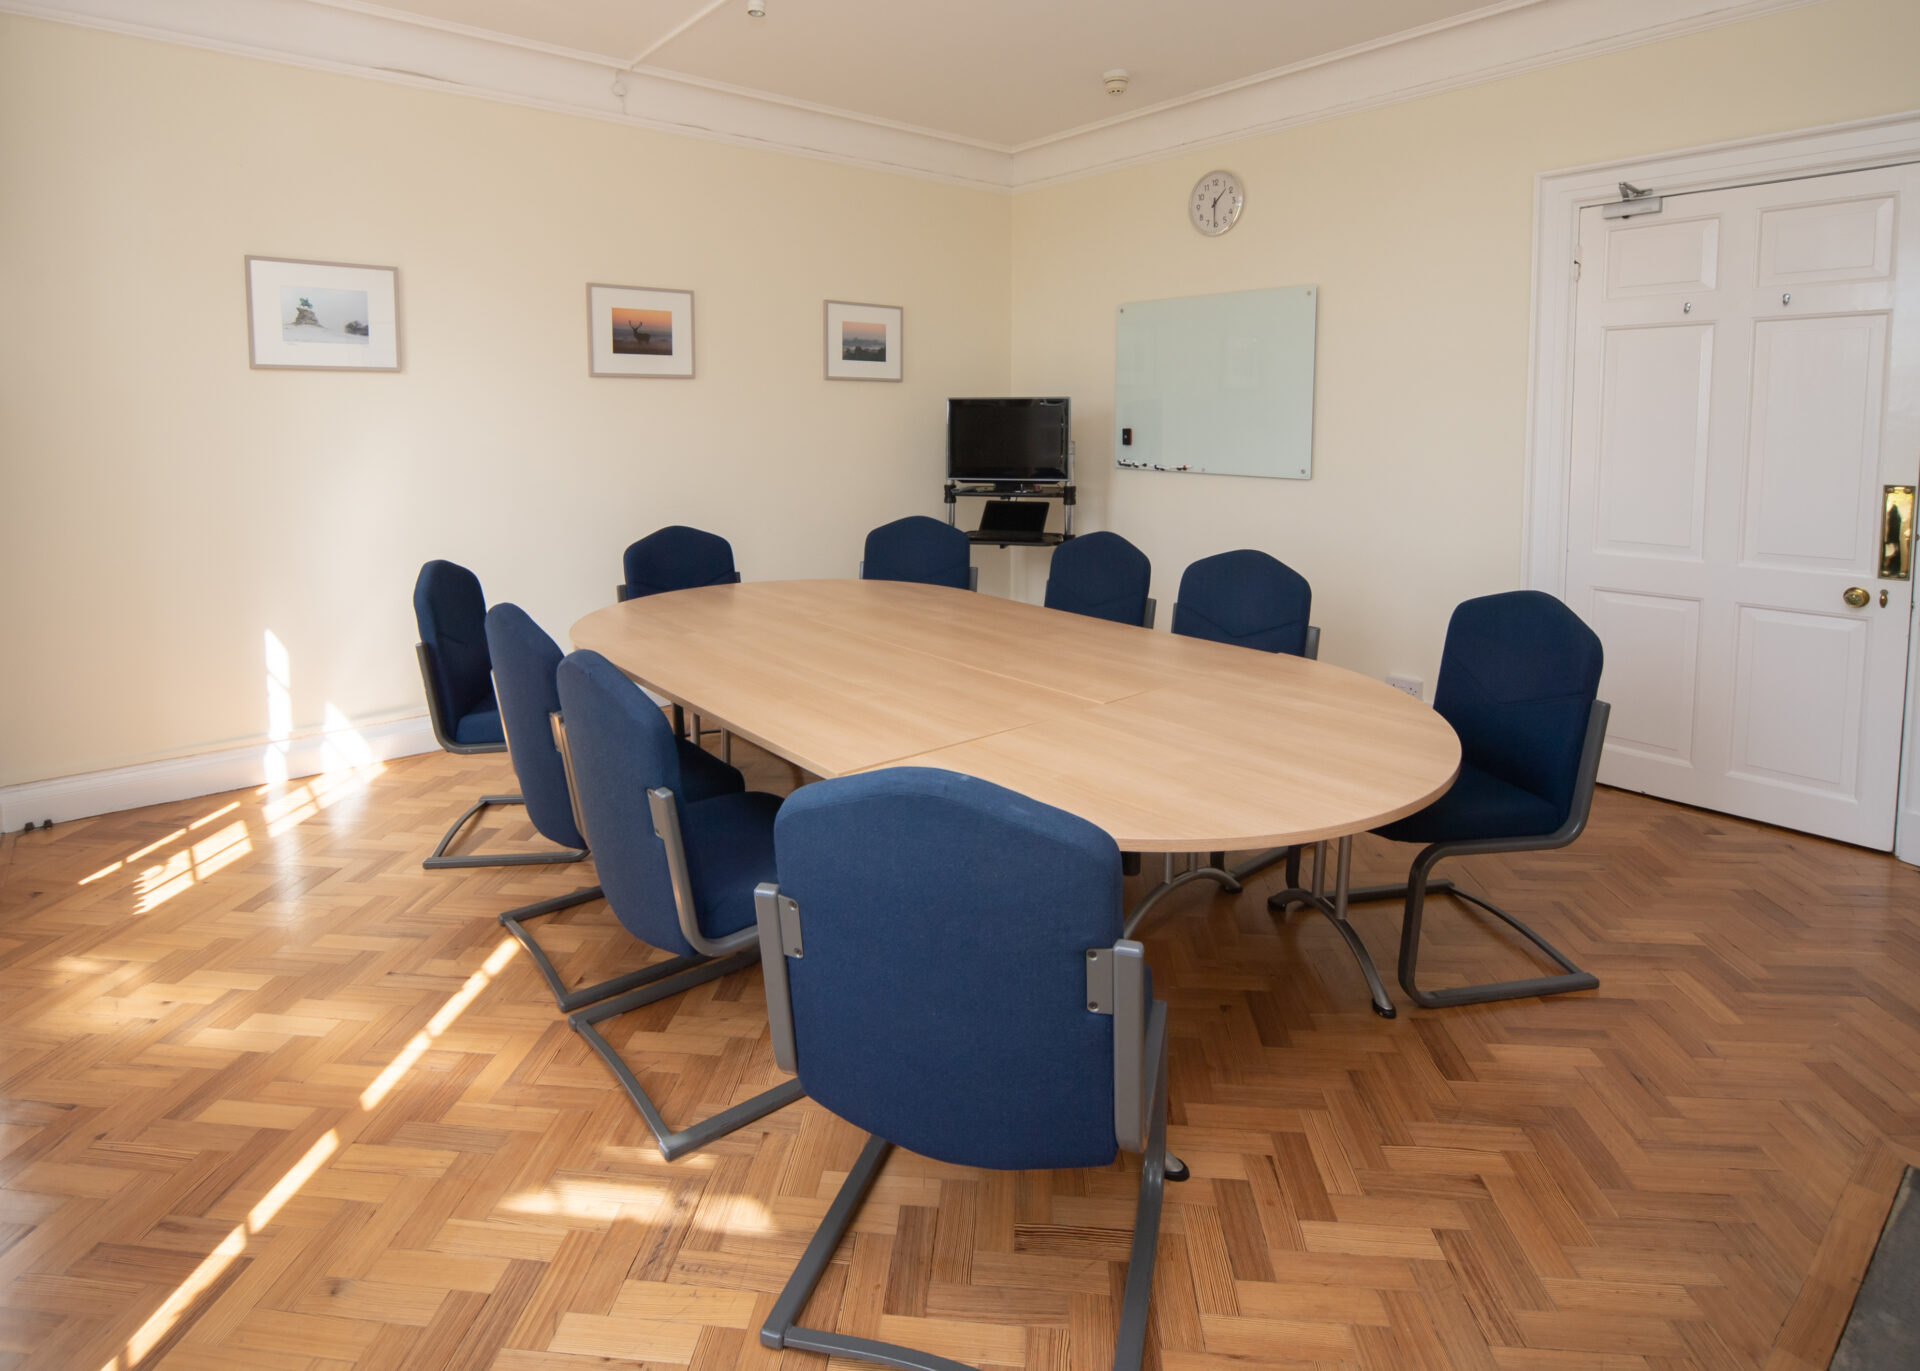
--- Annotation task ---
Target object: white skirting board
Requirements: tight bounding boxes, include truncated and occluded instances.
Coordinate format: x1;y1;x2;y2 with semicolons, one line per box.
0;715;441;831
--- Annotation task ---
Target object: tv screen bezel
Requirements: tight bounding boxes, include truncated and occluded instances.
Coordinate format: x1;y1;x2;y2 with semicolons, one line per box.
946;396;1071;484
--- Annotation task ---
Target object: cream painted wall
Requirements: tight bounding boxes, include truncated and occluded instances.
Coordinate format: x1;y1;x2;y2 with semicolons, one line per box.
0;16;1009;788
1008;0;1920;696
7;0;1920;799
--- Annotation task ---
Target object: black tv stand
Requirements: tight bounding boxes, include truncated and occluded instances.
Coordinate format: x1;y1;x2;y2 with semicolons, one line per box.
945;480;1075;548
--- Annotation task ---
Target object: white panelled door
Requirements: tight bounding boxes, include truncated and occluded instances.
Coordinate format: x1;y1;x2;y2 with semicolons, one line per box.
1565;165;1920;848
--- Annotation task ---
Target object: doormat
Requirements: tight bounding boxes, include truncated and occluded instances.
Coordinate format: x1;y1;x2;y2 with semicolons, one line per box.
1831;1167;1920;1369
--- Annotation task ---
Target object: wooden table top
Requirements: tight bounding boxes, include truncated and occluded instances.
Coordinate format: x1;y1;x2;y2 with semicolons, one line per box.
570;580;1459;852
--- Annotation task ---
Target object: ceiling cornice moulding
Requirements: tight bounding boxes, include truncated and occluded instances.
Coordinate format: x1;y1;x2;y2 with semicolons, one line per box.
3;0;1821;193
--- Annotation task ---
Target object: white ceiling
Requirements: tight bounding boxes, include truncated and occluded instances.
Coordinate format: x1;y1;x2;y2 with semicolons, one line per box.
363;0;1510;149
17;0;1817;187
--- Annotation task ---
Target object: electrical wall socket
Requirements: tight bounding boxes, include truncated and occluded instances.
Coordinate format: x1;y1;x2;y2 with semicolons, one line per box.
1068;440;1076;457
1386;674;1423;700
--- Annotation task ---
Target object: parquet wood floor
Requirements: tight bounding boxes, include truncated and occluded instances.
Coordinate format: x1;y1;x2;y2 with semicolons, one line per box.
3;741;1918;1371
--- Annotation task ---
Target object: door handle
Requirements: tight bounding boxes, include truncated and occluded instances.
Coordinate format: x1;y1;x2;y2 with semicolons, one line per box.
1843;586;1870;608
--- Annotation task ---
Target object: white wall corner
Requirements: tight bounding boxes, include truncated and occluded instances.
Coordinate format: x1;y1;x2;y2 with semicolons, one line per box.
0;714;439;830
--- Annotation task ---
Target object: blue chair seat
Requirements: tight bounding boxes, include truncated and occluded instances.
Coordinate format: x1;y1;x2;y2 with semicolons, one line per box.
1374;762;1563;846
677;739;746;805
681;790;783;940
452;707;504;747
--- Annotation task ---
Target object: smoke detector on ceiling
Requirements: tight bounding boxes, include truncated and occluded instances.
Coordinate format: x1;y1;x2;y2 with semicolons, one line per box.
747;0;766;16
1103;69;1130;96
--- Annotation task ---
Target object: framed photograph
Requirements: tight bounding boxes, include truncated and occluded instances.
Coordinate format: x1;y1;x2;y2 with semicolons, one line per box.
824;300;902;382
245;256;399;371
588;283;695;378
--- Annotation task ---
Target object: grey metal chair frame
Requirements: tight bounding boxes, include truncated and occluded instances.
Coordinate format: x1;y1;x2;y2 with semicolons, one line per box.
562;784;803;1159
417;642;585;871
750;892;1182;1371
1340;699;1610;1010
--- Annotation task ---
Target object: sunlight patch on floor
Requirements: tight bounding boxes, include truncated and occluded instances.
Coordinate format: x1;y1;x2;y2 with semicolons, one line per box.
133;820;253;914
98;937;522;1368
102;1129;340;1371
360;936;519;1110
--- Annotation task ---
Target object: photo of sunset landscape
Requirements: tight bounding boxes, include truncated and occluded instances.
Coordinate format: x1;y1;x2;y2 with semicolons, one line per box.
841;319;887;362
612;307;673;355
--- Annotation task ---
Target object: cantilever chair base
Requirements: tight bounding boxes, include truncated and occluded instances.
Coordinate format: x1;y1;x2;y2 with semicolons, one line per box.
1347;866;1598;1009
569;952;805;1160
422;793;588;870
1342;698;1610;1010
761;1001;1183;1371
499;886;696;1013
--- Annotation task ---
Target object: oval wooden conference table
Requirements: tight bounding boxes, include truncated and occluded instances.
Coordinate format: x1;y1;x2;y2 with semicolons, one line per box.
572;579;1461;1016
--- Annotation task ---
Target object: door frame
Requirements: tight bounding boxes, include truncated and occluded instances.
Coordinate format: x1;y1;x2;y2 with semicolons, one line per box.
1522;108;1920;863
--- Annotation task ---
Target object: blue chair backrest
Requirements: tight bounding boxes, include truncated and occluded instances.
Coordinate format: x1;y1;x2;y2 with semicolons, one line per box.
772;767;1122;1171
862;516;971;589
1171;549;1311;655
1435;591;1603;826
554;650;697;955
1043;531;1151;627
623;525;740;599
414;560;493;725
484;604;583;851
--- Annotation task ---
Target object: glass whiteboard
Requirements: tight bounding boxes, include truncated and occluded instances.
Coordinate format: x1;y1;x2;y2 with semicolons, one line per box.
1114;286;1317;480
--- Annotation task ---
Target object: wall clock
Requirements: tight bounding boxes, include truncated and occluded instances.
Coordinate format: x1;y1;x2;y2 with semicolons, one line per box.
1190;169;1244;236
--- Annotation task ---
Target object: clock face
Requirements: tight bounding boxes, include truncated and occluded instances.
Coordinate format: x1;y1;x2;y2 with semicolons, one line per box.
1190;170;1244;236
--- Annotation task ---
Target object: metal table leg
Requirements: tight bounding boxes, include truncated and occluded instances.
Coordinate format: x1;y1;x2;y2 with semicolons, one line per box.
1266;835;1396;1019
1123;851;1243;938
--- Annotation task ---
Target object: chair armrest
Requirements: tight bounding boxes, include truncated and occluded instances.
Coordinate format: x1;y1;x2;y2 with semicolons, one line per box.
549;710;590;850
616;584;632;603
1141;597;1156;630
1110;939;1149;1154
754;882;798;1073
967;566;979;592
648;787;756;958
416;642;458;752
1556;699;1611;843
1304;625;1321;660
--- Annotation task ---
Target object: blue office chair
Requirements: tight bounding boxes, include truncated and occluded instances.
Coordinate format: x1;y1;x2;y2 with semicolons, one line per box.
414;560;523;869
860;515;976;590
1163;549;1321;899
617;525;742;749
554;649;804;1158
486;604;746;1009
1339;590;1608;1009
617;525;741;603
753;767;1180;1371
1171;548;1319;658
1044;531;1155;628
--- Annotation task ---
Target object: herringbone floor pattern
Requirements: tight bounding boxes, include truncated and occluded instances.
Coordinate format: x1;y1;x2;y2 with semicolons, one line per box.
3;741;1917;1371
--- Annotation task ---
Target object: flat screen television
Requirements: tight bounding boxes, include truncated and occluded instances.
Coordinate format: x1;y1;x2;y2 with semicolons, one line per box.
947;397;1071;483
